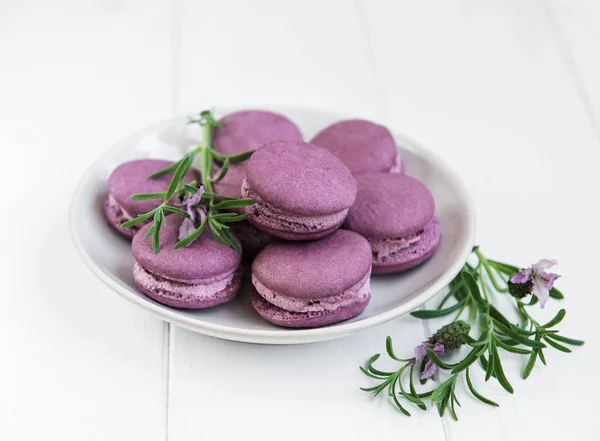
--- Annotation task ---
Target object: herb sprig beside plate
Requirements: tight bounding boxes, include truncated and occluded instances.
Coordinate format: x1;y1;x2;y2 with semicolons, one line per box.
361;247;583;419
120;110;255;253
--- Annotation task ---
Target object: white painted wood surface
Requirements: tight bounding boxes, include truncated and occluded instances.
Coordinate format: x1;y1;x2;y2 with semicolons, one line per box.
0;1;172;440
1;1;598;440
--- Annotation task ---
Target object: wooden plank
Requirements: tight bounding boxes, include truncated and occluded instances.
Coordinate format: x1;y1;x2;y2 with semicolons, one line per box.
168;1;443;440
169;318;443;441
547;0;600;140
363;0;598;438
176;0;381;118
0;1;172;439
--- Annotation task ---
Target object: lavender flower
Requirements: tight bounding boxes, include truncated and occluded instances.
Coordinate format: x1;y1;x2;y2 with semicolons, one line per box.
411;321;471;380
178;186;207;241
184;186;205;218
508;259;560;308
413;342;445;379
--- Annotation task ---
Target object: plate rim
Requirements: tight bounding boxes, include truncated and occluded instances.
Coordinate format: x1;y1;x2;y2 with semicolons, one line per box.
69;105;476;344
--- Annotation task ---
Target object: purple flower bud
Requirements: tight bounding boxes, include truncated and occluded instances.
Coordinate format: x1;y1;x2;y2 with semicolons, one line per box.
510;267;532;284
412;342;445;380
178;218;196;241
411;321;470;380
414;342;429;362
178;186;206;241
185;186;205;220
509;259;560;308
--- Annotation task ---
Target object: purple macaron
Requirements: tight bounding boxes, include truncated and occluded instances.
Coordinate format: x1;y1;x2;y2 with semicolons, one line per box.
310;119;404;174
344;173;440;274
104;159;199;238
132;216;242;309
213;109;303;156
242;140;357;240
251;229;372;328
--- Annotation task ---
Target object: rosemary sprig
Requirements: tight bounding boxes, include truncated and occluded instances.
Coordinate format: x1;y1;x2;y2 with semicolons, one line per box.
361;247;583;419
120;110;256;253
360;346;430;416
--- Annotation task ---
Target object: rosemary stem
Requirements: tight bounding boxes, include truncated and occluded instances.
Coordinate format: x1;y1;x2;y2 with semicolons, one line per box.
453;297;469;321
518;302;540;328
197;119;218;195
478;265;490;304
474;247;486;264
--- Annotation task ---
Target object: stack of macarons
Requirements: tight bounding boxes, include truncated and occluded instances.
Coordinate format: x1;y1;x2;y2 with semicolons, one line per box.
212;110;304;257
103;109;441;329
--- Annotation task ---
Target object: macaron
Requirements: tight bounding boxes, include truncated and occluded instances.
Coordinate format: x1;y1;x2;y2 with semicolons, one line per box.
251;229;372;328
344;173;440;274
132;216;242;309
213;110;303;156
104;159;199;238
242;140;357;240
310;119;403;174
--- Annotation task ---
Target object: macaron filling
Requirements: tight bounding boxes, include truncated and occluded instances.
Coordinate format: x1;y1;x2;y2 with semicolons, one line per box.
371;217;440;266
241;180;348;235
104;193;146;237
133;262;242;304
369;231;422;261
106;193;135;223
252;271;371;313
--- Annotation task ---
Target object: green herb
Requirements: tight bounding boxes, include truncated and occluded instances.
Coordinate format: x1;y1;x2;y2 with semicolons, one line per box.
120;110;256;253
360;247;583;419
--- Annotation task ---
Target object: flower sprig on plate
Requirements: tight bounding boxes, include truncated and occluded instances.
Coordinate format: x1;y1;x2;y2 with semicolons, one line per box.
361;247;583;420
120;110;256;253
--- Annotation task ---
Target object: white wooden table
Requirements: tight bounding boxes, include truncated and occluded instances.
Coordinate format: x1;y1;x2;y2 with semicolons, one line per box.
1;1;598;439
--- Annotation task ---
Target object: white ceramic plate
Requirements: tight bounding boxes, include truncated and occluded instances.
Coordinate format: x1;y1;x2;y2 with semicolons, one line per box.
70;106;475;344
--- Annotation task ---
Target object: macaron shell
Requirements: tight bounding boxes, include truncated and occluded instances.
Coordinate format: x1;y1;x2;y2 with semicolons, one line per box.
345;173;435;238
252;229;372;300
132;216;241;283
310;119;398;174
372;217;441;274
251;289;370;328
108;159;199;217
244;140;357;216
213;110;303;156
